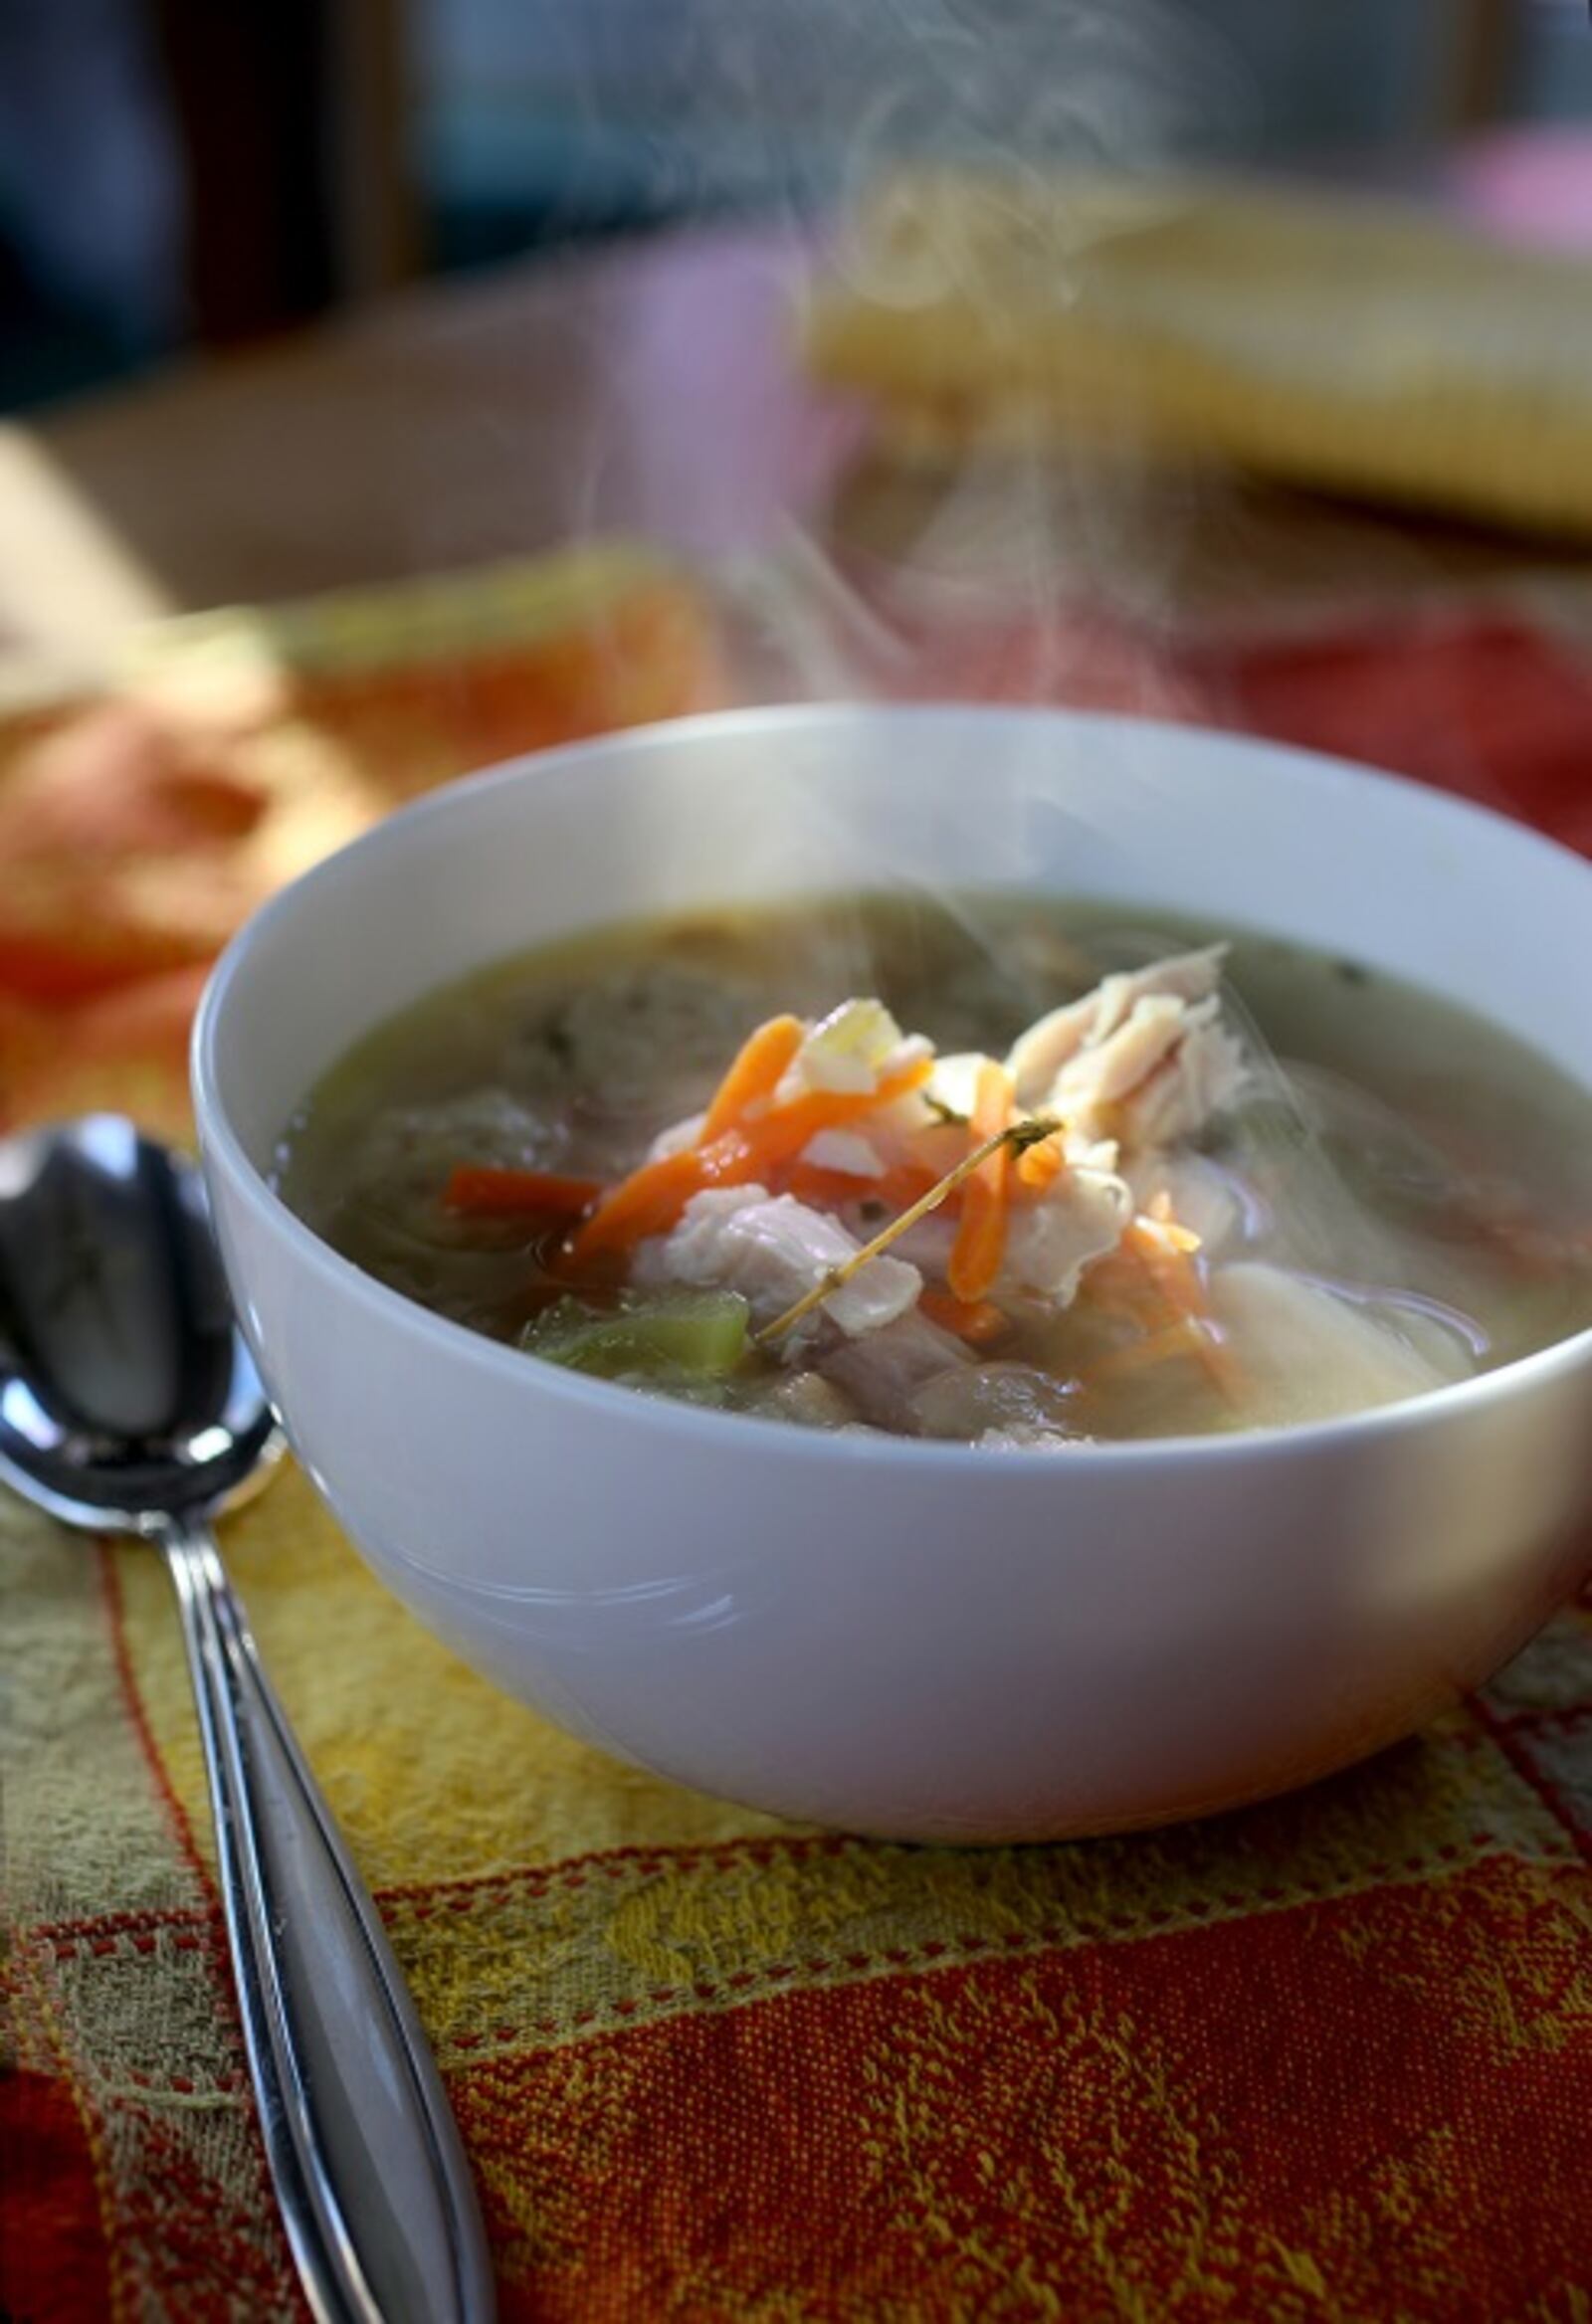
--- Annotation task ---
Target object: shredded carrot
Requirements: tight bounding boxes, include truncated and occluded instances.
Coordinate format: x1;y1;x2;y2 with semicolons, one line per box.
571;1055;935;1260
1140;1189;1203;1252
947;1061;1014;1303
781;1158;945;1214
872;1157;948;1211
444;1165;602;1219
734;1057;935;1172
919;1288;1010;1346
570;1130;755;1259
778;1163;872;1211
1014;1131;1068;1196
1129;1213;1202;1259
1123;1217;1205;1281
913;1119;979;1178
1121;1216;1235;1392
700;1013;805;1140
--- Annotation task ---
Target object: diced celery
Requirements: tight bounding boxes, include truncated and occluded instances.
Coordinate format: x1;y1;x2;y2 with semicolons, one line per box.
799;998;905;1091
521;1290;751;1381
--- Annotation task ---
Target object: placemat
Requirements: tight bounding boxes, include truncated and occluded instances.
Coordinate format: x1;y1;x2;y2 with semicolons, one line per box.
2;547;1589;2323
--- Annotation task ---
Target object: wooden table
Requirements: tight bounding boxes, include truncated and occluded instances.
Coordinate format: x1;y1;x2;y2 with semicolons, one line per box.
0;228;863;678
6;209;1592;693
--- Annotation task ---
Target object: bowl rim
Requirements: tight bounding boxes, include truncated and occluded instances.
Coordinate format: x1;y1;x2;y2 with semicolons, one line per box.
193;699;1592;1472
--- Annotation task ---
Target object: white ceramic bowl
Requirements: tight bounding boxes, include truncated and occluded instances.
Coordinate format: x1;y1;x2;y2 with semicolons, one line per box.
194;705;1592;1842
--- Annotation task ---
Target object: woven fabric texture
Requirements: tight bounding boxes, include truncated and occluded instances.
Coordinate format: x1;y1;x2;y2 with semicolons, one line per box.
2;549;1589;2323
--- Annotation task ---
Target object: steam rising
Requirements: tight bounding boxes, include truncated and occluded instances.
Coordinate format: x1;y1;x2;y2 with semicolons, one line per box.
425;0;1250;228
417;1;1492;751
418;1;1501;964
414;0;1264;682
693;0;1257;713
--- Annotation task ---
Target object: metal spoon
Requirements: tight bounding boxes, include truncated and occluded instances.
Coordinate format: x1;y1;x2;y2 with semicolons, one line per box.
0;1116;496;2324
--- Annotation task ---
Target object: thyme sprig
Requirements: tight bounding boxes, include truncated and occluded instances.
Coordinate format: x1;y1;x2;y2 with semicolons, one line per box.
756;1114;1062;1348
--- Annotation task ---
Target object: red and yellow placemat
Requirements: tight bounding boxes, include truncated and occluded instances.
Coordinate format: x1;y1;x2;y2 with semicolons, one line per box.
2;546;1590;2322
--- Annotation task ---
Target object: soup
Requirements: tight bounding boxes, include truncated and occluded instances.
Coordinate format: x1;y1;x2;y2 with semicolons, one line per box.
278;894;1592;1447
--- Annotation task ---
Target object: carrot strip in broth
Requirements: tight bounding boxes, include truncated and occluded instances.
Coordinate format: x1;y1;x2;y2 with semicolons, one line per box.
1144;1188;1202;1252
1123;1217;1207;1290
782;1159;945;1214
919;1288;1010;1346
571;1131;754;1258
1121;1217;1236;1393
734;1058;934;1172
444;1165;603;1218
1014;1131;1068;1196
572;1056;935;1259
947;1062;1014;1302
700;1013;804;1139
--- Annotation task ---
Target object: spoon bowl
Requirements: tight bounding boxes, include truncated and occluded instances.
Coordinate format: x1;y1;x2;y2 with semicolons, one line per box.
0;1115;495;2324
0;1116;280;1523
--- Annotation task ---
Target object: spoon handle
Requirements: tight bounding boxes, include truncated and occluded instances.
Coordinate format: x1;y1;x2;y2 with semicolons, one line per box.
161;1514;497;2324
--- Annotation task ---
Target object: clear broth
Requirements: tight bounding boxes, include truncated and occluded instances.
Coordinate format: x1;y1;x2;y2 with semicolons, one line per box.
278;893;1592;1441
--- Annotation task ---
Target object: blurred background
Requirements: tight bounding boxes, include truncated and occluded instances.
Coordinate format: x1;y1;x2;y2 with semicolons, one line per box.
3;0;1590;414
0;0;1590;1152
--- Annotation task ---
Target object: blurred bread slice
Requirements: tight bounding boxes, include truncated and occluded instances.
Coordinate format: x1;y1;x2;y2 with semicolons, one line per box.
0;542;723;1010
803;171;1592;539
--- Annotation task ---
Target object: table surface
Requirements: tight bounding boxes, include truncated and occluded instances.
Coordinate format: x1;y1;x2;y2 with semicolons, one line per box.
7;204;1592;690
0;229;865;674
